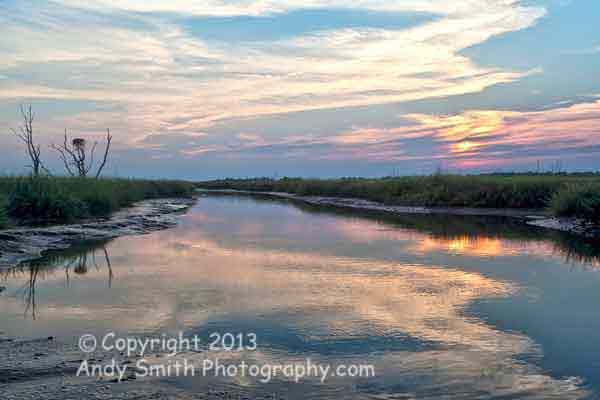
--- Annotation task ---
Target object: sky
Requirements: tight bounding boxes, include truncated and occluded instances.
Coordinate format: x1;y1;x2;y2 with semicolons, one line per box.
1;0;599;179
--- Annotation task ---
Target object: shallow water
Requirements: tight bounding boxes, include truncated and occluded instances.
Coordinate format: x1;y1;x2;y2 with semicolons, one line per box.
2;194;600;399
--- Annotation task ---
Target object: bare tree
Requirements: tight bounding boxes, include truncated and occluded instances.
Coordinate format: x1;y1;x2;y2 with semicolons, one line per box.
10;105;49;177
95;129;112;179
52;128;112;178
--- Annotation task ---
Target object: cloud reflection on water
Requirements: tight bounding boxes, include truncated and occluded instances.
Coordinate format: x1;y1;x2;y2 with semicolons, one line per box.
1;196;598;398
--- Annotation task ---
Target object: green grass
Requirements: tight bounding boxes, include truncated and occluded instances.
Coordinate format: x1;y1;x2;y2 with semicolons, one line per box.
0;176;196;226
550;183;600;224
198;175;600;218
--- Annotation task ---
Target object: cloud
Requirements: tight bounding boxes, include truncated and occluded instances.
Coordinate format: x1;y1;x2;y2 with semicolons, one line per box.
0;0;545;144
318;99;600;167
110;95;600;173
55;0;543;18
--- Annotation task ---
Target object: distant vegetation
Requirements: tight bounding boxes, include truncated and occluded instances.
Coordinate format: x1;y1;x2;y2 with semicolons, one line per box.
198;175;600;222
0;176;195;226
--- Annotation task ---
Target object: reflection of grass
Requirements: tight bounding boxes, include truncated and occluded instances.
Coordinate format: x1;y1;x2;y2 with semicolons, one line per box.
341;203;600;267
232;193;600;267
294;199;546;240
4;239;112;277
0;176;195;225
27;239;112;268
199;175;600;211
1;239;115;319
551;234;600;266
0;194;7;229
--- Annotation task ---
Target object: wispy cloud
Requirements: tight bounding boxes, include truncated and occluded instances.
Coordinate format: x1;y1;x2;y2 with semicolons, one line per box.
0;1;545;142
134;98;600;171
318;99;600;167
55;0;543;18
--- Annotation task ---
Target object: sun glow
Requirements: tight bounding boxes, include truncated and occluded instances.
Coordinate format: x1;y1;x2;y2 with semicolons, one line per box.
452;141;484;154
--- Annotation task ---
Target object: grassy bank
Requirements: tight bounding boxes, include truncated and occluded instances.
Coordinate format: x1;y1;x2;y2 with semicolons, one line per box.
199;175;600;222
550;183;600;223
0;176;195;226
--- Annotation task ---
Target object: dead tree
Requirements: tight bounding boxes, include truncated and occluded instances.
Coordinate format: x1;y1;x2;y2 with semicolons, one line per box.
52;129;112;178
95;129;112;179
10;105;49;177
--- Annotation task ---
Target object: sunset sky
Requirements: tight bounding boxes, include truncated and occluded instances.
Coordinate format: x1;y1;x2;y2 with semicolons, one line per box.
1;0;599;179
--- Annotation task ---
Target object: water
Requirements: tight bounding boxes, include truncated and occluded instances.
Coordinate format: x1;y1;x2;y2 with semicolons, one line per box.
2;193;600;399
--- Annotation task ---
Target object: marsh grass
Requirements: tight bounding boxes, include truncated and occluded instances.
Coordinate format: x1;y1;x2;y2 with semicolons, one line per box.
550;183;600;223
0;176;195;225
199;175;600;216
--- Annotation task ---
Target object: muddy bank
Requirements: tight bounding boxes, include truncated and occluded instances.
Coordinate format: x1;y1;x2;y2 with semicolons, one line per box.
527;217;600;239
0;334;248;400
200;189;600;238
0;198;196;270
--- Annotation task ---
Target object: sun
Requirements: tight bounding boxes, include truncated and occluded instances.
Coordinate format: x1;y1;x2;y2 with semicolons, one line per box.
454;141;479;153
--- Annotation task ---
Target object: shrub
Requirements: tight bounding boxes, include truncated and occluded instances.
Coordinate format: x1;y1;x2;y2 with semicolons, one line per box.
550;183;600;223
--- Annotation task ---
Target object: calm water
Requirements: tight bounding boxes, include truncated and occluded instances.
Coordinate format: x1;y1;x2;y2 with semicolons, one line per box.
2;193;600;399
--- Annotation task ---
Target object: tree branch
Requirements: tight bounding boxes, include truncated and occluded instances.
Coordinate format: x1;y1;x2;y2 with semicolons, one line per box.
95;129;112;179
85;141;98;175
